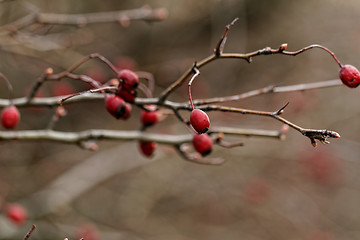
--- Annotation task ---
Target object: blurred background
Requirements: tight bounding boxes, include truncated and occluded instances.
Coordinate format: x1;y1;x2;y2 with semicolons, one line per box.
0;0;360;239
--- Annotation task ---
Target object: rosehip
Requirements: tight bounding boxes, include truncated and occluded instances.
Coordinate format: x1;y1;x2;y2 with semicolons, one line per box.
118;69;139;90
105;95;126;119
190;109;210;134
192;133;212;156
5;203;27;225
116;86;137;103
1;105;20;129
139;141;156;157
339;64;360;88
120;102;132;120
141;105;159;127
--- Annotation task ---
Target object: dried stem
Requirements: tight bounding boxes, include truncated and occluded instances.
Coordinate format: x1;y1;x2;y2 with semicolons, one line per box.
188;64;200;110
0;127;283;145
0;73;14;104
24;225;36;240
36;6;168;25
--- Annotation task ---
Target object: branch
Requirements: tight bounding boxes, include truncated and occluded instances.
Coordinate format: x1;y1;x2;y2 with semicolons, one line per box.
198;104;340;147
158;41;343;103
0;127;283;145
24;225;36;240
36;6;168;26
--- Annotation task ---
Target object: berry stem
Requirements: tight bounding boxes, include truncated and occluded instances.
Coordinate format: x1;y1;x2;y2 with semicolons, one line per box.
283;44;343;68
24;224;36;240
188;64;200;110
0;73;14;104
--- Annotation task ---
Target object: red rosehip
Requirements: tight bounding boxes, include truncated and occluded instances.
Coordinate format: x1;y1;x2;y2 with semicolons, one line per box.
116;86;137;103
5;203;27;225
139;141;156;157
190;109;210;134
105;95;126;119
141;105;159;127
1;105;20;129
117;69;139;90
120;102;132;120
339;64;360;88
192;133;212;156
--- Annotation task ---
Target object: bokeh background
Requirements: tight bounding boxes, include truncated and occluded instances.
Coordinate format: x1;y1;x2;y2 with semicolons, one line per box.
0;0;360;239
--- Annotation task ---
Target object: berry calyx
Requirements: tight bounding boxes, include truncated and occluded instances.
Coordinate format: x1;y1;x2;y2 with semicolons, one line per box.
1;105;20;129
339;64;360;88
190;109;210;134
141;105;159;127
139;141;156;157
192;133;213;156
5;203;27;225
105;95;126;119
118;69;139;91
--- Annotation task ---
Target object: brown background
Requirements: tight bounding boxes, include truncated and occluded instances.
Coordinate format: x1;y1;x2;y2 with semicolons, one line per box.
0;0;360;239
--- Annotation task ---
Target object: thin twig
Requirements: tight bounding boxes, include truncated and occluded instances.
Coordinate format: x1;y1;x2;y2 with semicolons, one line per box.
193;79;342;105
158;43;344;103
36;6;168;25
24;225;36;240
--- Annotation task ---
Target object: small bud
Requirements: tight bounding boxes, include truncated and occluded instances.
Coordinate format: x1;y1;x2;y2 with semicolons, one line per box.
279;43;288;51
45;67;53;76
56;106;67;117
108;78;119;87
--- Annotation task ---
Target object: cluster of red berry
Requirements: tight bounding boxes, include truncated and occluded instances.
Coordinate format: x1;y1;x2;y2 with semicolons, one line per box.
0;58;359;159
104;69;159;157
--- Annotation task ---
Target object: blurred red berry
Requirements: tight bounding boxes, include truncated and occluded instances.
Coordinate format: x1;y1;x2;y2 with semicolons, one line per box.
190;109;210;134
306;230;334;240
5;203;27;225
114;56;137;71
141;105;159;127
1;105;20;129
300;148;342;185
139;141;156;157
243;178;270;205
192;133;212;156
118;69;139;90
105;95;126;119
75;223;100;240
51;81;74;96
339;64;360;88
86;66;107;83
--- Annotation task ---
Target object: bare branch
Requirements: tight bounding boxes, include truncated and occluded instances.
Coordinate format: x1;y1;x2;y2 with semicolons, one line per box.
24;225;36;240
36;6;168;26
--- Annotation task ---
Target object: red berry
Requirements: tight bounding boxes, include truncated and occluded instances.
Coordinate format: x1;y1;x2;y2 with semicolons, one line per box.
5;203;27;225
190;109;210;134
1;105;20;129
105;95;126;119
117;69;139;90
120;102;132;120
192;134;212;156
116;86;137;103
141;105;159;127
139;141;156;157
339;64;360;88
